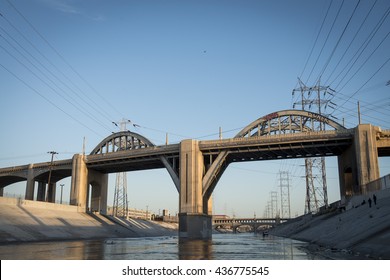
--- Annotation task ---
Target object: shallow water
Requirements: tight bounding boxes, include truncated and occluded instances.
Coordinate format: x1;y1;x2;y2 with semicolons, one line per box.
0;233;325;260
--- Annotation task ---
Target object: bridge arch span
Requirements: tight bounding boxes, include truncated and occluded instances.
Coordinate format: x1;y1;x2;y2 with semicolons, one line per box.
90;131;155;155
0;175;27;190
235;109;345;138
202;109;346;213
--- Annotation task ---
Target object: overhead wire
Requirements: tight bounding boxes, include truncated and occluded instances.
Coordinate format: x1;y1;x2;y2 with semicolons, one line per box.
315;0;361;83
324;0;378;85
4;0;124;120
0;10;116;127
304;0;344;85
0;62;105;137
0;38;114;134
331;5;390;90
330;56;390;117
336;29;390;93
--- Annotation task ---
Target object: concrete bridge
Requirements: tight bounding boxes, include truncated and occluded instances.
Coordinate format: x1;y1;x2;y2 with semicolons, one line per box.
1;109;389;240
213;217;289;233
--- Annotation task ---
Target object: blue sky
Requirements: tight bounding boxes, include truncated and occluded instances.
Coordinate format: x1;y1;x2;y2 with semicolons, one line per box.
1;0;389;217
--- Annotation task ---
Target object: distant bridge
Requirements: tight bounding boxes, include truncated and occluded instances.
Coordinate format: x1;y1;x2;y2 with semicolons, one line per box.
0;109;389;240
213;217;289;233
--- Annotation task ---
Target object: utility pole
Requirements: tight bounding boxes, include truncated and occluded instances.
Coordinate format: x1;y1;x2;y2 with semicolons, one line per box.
46;151;58;202
112;119;131;218
292;79;335;213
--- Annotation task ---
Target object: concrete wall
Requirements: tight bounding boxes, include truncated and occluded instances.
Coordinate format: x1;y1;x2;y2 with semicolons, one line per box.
0;196;79;212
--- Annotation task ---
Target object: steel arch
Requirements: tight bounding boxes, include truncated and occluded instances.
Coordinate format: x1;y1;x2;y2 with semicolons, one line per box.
90;131;155;155
202;109;346;213
235;109;345;138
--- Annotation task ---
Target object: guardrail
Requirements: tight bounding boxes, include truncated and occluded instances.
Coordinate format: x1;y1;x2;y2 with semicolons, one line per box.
200;129;355;149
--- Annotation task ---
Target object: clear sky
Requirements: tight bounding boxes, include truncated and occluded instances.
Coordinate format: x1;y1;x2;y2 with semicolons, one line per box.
1;0;389;217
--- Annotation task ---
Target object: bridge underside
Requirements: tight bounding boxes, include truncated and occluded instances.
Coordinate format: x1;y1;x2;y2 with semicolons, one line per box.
0;110;388;241
216;138;352;163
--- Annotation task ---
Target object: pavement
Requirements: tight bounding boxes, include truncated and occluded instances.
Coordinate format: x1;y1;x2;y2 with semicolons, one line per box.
270;188;390;259
0;197;177;243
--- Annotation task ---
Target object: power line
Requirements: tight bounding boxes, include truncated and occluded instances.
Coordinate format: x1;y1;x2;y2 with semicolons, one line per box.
336;30;390;93
304;0;344;85
0;40;114;133
4;0;125;119
0;62;105;137
0;10;117;127
315;0;361;82
324;0;378;85
331;6;390;90
299;0;334;80
331;56;390;115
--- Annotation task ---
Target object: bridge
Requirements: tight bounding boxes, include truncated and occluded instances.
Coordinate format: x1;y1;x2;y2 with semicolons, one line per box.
213;217;289;233
1;109;389;240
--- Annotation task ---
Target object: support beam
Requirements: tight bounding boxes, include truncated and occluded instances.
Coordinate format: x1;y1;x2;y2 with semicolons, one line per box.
179;140;212;239
88;170;108;214
25;164;34;200
338;125;380;197
355;124;380;193
70;154;88;212
37;181;46;201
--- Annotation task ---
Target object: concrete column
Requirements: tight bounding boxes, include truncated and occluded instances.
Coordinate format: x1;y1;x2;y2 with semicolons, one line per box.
37;181;46;201
47;182;56;203
88;170;108;214
338;125;380;197
70;154;88;212
354;124;380;192
25;164;35;200
179;140;212;239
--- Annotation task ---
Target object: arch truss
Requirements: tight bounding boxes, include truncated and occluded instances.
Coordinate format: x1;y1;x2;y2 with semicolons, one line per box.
90;131;155;155
235;109;345;138
202;109;346;212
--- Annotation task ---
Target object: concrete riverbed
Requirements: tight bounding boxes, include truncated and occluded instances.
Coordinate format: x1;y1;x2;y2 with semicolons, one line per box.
270;188;390;259
0;197;177;243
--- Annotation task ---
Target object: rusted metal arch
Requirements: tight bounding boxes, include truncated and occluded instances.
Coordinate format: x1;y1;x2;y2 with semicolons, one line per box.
90;131;155;155
90;131;180;191
235;109;345;138
202;110;346;213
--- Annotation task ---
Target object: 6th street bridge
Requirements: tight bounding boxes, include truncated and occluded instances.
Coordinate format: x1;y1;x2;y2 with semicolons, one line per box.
1;109;389;239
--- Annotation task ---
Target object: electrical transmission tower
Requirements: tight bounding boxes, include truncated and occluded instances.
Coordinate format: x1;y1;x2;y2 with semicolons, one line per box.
112;119;131;218
270;191;279;219
292;78;336;213
279;171;291;219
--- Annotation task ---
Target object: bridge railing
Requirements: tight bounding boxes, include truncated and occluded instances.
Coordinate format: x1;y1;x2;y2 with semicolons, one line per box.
201;129;355;147
0;164;31;175
362;173;390;194
0;159;73;175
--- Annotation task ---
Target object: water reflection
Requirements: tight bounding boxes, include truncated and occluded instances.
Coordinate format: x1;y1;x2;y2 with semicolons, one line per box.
178;239;213;260
0;234;323;260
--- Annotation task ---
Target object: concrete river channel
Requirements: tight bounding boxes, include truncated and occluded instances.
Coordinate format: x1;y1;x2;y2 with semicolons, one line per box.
0;233;326;260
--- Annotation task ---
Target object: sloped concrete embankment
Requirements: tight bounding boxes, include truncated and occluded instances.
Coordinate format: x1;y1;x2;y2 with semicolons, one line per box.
0;197;177;243
270;189;390;259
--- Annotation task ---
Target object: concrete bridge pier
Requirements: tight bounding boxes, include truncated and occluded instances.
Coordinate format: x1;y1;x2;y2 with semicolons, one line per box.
338;124;380;197
179;140;212;240
25;164;35;200
88;170;108;214
37;182;46;201
70;154;88;211
70;154;108;214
